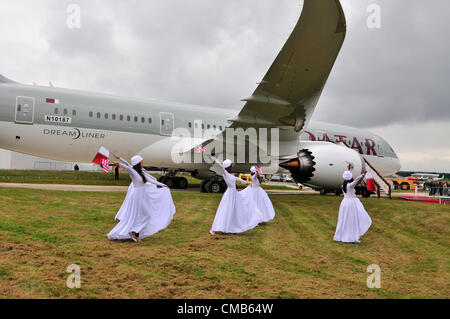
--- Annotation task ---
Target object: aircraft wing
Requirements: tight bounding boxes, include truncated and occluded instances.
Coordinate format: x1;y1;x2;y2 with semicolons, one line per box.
231;0;346;133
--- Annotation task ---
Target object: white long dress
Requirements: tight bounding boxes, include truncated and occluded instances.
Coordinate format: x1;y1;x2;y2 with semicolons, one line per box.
240;173;275;223
107;158;175;240
114;171;160;221
211;161;260;233
139;171;176;236
333;175;372;243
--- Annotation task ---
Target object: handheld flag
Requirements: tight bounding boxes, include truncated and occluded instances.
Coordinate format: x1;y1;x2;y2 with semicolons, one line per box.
92;146;110;166
101;159;110;173
365;172;377;192
195;146;207;153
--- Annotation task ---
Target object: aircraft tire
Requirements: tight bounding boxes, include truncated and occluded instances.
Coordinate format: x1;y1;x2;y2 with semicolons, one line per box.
176;177;188;189
208;181;223;193
164;176;176;188
200;180;209;193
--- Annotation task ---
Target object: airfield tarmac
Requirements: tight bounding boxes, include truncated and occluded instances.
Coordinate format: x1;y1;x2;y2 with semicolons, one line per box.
0;182;307;194
0;182;428;198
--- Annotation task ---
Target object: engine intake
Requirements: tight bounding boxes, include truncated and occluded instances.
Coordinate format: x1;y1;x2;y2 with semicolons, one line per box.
279;142;366;190
280;149;316;184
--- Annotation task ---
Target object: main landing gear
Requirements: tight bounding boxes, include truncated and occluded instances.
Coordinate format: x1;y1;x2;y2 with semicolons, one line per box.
200;175;227;193
158;170;188;189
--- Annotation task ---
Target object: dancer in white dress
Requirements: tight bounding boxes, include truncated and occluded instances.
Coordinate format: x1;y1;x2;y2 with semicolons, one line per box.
115;169;164;221
333;171;372;243
107;155;175;242
210;157;260;235
240;166;275;223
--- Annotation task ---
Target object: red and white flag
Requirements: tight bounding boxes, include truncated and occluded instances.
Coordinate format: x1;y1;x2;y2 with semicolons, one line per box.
101;159;110;173
195;146;207;153
92;146;110;166
366;172;377;192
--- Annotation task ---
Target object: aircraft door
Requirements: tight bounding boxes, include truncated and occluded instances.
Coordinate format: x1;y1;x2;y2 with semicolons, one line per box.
375;137;385;157
159;112;174;136
15;96;35;124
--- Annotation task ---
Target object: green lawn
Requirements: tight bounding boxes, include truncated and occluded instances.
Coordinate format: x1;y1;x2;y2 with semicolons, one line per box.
0;169;169;186
0;170;296;191
0;187;448;299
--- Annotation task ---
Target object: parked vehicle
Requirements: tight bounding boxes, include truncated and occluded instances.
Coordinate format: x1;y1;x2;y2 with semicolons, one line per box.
285;175;294;183
270;174;283;182
238;173;252;184
385;177;423;191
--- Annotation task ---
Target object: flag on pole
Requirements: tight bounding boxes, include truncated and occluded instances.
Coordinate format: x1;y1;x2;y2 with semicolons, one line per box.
195;146;207;153
366;172;377;192
92;146;110;166
101;159;110;173
254;164;263;175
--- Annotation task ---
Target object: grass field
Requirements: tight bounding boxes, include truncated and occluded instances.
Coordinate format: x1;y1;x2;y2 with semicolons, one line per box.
0;187;448;299
0;169;177;186
0;170;295;191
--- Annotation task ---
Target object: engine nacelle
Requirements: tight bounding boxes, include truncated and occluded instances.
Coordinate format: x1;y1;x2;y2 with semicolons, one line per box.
280;141;366;190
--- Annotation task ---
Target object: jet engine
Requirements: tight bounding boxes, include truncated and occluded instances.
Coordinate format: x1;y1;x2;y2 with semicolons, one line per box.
280;141;366;190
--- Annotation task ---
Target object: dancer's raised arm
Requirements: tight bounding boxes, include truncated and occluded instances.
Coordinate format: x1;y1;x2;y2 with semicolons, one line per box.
211;156;222;168
112;153;133;173
349;174;365;188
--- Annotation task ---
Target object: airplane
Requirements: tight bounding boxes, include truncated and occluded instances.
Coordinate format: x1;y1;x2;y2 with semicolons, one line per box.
0;0;400;194
411;173;444;182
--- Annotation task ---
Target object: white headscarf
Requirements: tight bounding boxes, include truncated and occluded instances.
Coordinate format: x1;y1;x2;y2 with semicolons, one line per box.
131;155;143;166
223;159;232;169
250;166;256;173
342;170;353;181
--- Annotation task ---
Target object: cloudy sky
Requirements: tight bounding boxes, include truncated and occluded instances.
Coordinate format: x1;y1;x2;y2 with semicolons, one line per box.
0;0;448;172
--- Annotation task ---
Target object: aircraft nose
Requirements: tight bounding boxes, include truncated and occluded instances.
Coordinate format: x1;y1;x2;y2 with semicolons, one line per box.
392;157;401;173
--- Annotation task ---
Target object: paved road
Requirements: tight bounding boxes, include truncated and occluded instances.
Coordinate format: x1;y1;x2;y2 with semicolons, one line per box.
0;182;434;198
0;182;307;195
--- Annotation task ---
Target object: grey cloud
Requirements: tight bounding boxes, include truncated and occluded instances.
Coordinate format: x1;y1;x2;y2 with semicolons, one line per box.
0;0;448;171
314;0;450;128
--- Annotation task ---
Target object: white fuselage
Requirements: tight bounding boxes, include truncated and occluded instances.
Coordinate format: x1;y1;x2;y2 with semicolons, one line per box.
0;83;400;179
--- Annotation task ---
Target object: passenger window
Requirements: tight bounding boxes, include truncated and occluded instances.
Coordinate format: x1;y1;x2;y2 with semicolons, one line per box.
134;116;138;122
213;125;216;129
55;108;59;114
120;115;123;121
219;126;223;131
148;118;152;124
89;111;93;118
72;110;76;116
207;124;211;129
63;108;68;115
202;124;204;129
112;114;116;120
141;117;145;123
105;113;109;119
188;122;192;128
17;104;21;112
127;115;131;121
